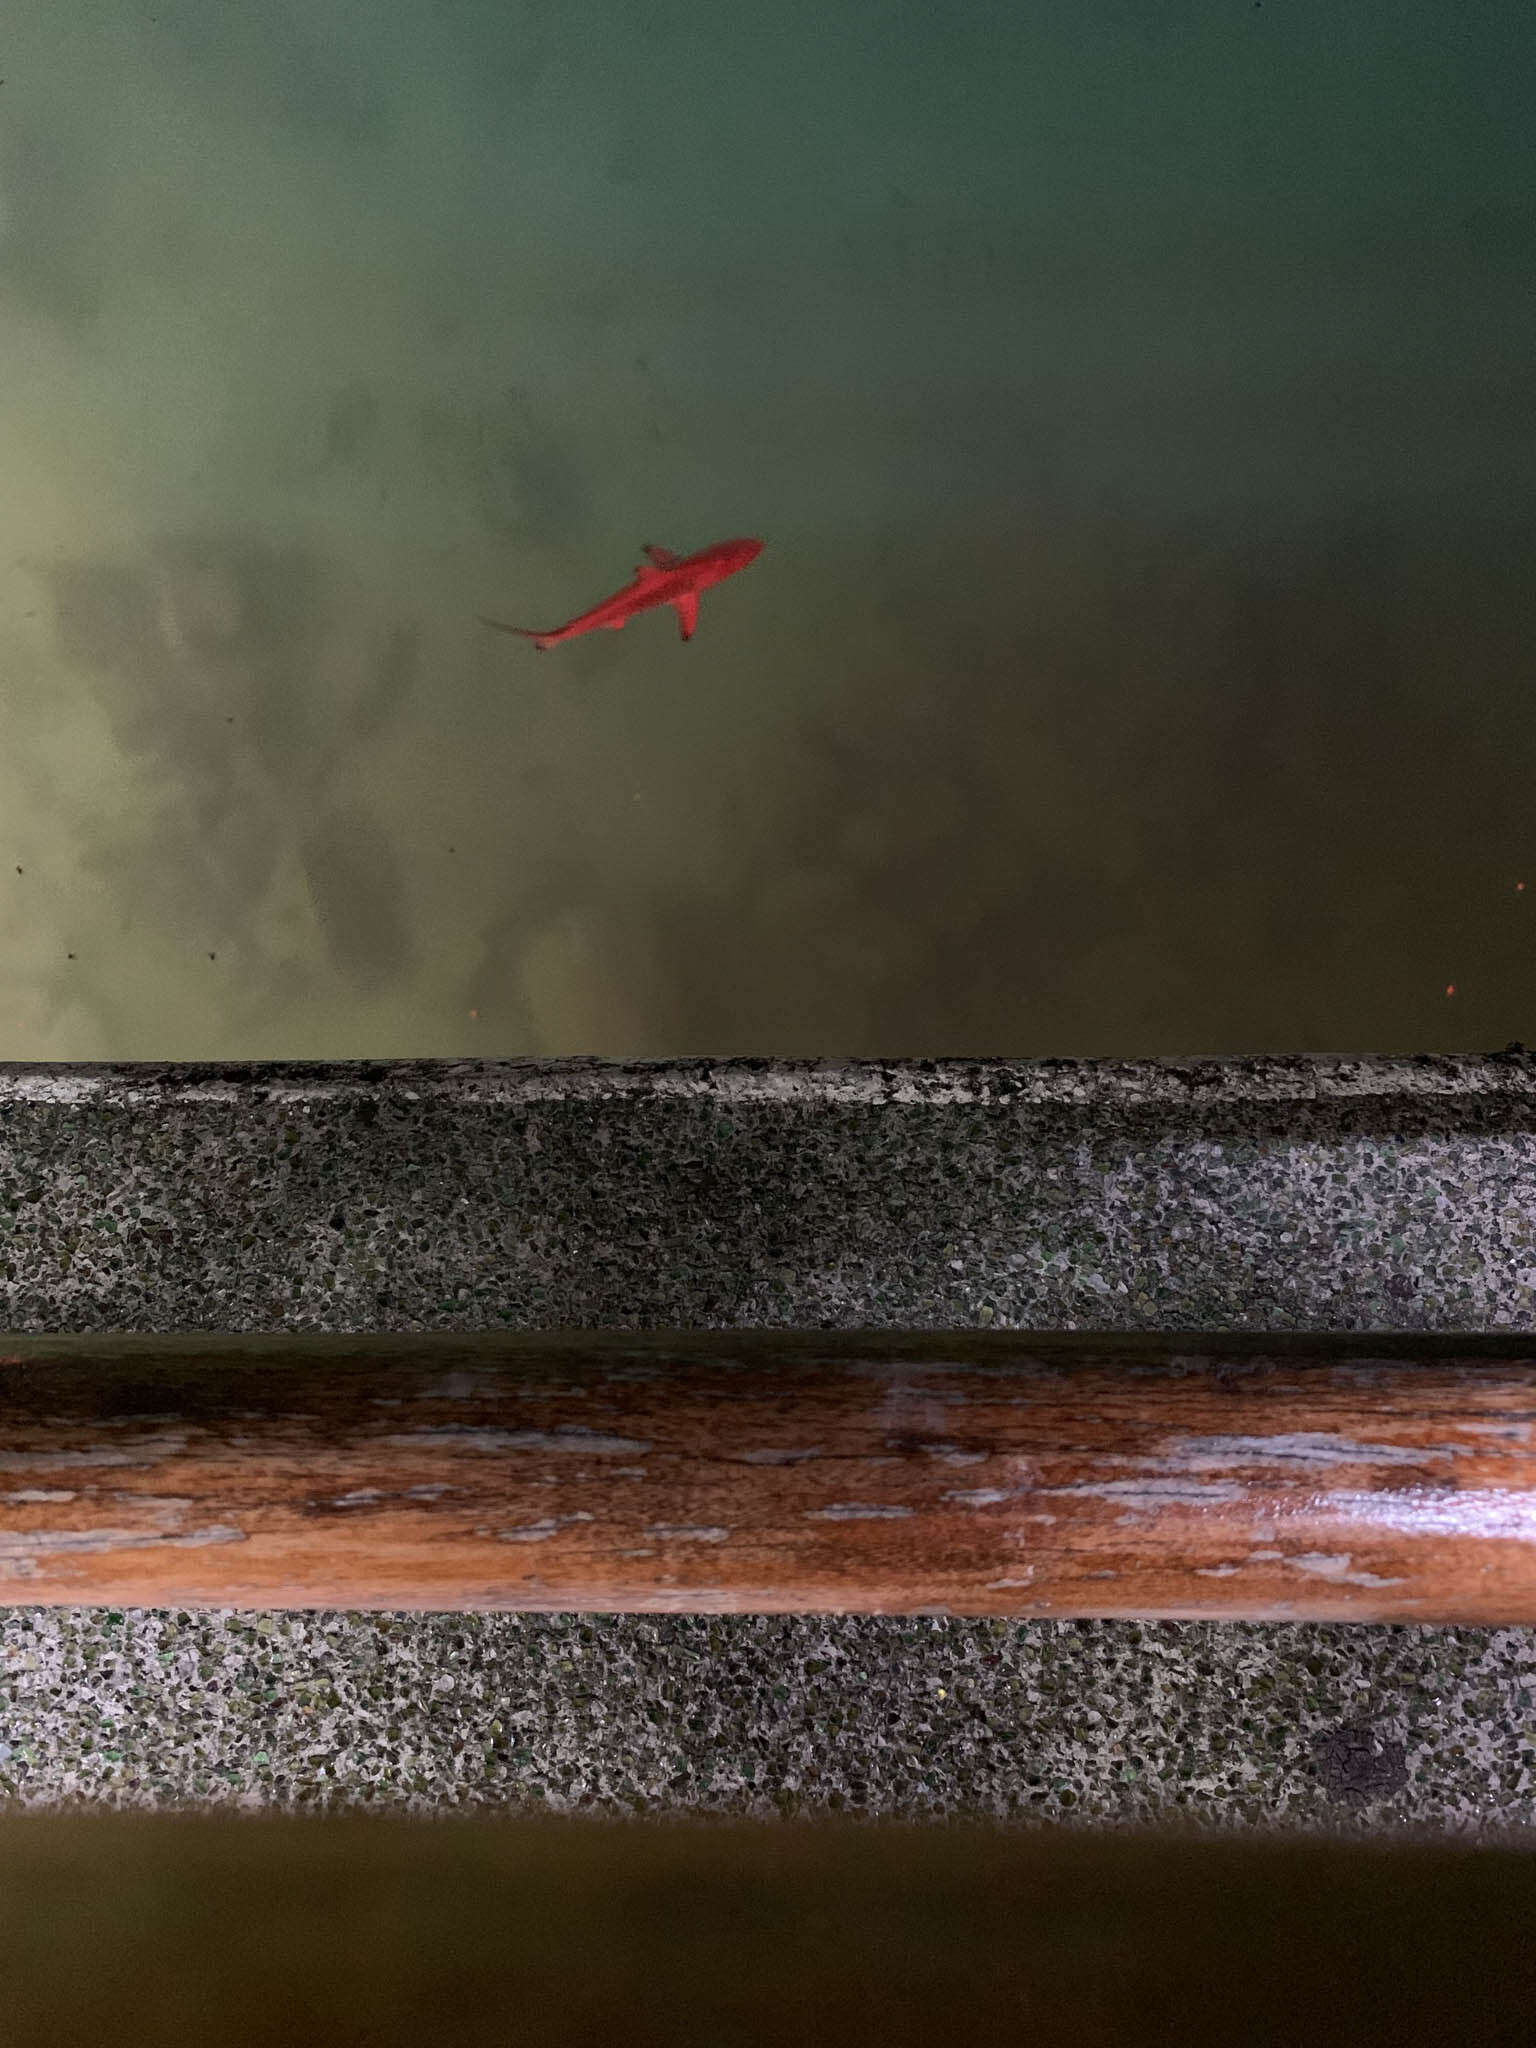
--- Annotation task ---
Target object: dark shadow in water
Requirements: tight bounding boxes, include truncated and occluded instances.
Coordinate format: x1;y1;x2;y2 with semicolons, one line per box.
300;809;414;992
417;386;591;548
155;2;393;148
0;119;102;336
446;0;562;98
464;855;607;1048
36;527;419;1027
322;382;381;471
158;532;330;767
343;621;421;760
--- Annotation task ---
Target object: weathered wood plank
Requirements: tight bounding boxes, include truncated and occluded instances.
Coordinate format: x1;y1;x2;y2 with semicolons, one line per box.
2;1330;1534;1618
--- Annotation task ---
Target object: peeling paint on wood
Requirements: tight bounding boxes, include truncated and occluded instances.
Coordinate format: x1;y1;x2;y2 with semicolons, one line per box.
0;1329;1534;1617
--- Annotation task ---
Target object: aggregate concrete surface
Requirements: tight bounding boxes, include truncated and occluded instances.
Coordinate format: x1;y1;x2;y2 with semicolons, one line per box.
2;1052;1534;1833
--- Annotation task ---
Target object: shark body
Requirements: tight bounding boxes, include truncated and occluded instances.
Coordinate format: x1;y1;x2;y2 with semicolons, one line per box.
478;536;764;650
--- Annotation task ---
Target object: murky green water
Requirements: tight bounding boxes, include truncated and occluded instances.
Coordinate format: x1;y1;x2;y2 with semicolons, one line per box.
1;2;1531;1059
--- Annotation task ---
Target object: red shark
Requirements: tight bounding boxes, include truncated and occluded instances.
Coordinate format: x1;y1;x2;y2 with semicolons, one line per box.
478;536;764;650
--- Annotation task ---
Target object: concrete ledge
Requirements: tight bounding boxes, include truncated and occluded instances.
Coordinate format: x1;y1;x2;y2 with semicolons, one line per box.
2;1050;1535;1332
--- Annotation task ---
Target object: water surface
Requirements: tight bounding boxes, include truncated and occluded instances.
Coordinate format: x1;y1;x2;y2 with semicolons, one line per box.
1;1;1532;1059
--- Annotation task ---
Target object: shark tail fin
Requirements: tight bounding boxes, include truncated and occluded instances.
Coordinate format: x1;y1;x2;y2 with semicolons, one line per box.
478;616;552;650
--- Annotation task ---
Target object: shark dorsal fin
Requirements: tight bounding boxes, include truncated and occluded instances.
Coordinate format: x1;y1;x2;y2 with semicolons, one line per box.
642;544;682;568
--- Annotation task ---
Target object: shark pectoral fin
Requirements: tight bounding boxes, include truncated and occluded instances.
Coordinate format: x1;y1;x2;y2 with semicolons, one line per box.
643;544;682;567
672;592;699;641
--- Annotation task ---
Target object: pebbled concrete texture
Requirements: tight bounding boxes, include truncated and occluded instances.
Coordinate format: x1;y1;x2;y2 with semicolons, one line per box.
1;1051;1535;1834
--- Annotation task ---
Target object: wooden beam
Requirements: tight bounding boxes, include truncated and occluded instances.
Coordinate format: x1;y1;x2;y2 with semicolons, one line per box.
2;1330;1535;1618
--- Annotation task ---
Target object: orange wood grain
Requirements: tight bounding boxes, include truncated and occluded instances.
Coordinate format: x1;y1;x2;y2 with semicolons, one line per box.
2;1329;1535;1618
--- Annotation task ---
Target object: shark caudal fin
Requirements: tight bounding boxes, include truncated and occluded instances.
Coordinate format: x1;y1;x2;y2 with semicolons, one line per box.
477;616;555;651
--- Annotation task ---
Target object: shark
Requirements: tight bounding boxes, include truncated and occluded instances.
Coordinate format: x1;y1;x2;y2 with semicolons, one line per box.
478;536;764;650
